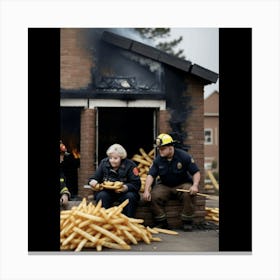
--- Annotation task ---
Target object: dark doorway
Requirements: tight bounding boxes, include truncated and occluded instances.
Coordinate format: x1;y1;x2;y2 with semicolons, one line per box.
97;107;155;162
60;107;81;154
60;107;81;197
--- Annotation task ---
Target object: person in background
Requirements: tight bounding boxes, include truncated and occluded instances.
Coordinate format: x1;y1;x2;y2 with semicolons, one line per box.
143;133;201;231
88;143;141;218
60;140;80;198
60;171;71;208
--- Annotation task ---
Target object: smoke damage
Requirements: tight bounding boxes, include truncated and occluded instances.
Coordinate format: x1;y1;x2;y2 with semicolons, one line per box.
86;29;164;94
85;28;193;147
69;29;204;151
165;66;193;151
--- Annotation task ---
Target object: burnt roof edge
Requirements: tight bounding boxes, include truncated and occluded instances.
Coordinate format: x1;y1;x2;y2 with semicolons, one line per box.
101;31;218;84
190;64;219;84
60;89;165;100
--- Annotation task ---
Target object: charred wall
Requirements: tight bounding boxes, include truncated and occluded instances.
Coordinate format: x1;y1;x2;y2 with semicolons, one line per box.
163;66;205;184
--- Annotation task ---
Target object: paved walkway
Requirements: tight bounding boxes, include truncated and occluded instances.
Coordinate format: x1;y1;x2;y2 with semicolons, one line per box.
120;229;218;253
66;228;219;254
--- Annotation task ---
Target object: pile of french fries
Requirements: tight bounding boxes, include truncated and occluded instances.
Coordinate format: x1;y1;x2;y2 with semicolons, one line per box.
205;207;219;224
92;181;124;191
131;148;155;192
60;198;178;251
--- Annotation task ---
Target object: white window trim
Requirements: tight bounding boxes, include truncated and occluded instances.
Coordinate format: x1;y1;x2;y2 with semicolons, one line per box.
204;128;213;145
60;99;166;110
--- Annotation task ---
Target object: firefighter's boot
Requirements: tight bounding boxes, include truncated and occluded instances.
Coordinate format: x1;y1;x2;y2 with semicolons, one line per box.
153;217;170;229
182;220;194;232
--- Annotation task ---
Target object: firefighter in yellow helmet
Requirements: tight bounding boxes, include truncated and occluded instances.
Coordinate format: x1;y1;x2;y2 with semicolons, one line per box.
143;133;201;231
154;133;174;147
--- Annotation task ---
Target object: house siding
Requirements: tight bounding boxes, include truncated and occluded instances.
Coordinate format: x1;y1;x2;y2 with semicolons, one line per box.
204;91;219;170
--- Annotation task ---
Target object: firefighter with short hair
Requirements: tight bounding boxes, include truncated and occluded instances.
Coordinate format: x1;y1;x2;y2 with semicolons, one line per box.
143;133;201;231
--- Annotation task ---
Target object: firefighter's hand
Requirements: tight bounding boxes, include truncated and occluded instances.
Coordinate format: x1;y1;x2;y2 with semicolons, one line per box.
89;179;98;187
60;194;69;207
143;189;151;201
115;185;128;193
189;184;199;195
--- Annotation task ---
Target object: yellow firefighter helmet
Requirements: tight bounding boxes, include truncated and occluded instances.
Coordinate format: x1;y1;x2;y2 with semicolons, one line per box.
155;133;174;147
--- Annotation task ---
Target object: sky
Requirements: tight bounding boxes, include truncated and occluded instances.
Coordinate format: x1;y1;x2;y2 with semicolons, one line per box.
169;28;219;99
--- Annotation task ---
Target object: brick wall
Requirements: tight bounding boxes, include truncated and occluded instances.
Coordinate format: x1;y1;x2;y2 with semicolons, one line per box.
184;78;205;190
60;28;93;89
78;108;96;197
157;110;171;134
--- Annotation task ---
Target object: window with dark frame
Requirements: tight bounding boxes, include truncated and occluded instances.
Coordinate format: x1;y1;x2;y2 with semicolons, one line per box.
204;128;213;144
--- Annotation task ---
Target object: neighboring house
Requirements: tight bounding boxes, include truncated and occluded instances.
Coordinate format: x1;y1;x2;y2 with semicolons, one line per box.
204;90;219;171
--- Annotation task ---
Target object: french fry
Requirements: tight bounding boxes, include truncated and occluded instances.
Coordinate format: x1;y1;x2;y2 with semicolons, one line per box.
212;215;219;222
151;237;162;242
75;238;88;252
127;222;142;235
89;224;127;246
131;148;155;193
140;231;151;244
74;210;105;223
107;199;129;219
109;218;127;224
139;168;147;176
147;226;159;234
62;231;77;246
152;227;179;235
205;206;219;223
78;219;92;229
132;154;143;160
132;157;151;166
103;241;131;250
210;209;219;214
123;230;138;245
92;199;102;215
99;181;124;190
148;149;155;157
103;181;114;186
127;217;144;224
139;148;153;164
73;227;99;244
101;185;120;190
96;244;102;251
114;181;123;187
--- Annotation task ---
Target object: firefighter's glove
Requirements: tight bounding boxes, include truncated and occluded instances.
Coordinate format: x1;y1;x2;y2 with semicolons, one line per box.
60;193;69;207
